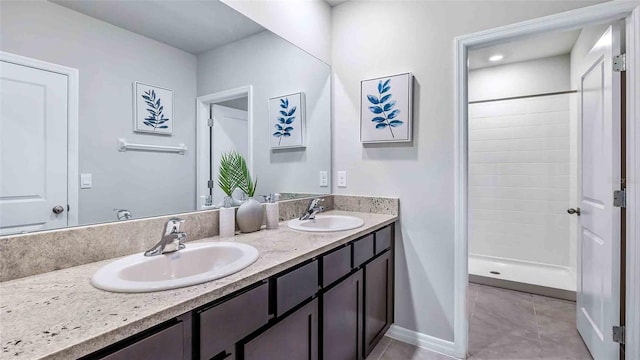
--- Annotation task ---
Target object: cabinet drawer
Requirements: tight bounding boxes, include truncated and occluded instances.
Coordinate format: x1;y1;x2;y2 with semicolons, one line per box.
275;260;318;316
375;226;392;254
353;234;374;267
198;283;269;360
100;322;184;360
322;245;352;287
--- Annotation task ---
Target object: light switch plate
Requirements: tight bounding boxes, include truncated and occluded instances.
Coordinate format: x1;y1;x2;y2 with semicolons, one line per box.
80;173;92;189
337;171;347;188
319;171;328;187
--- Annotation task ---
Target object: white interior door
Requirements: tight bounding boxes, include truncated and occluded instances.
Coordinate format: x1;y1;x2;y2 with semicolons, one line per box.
0;60;69;235
211;104;248;205
576;25;622;360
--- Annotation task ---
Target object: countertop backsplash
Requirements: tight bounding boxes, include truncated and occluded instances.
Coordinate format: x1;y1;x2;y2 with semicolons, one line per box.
0;195;397;282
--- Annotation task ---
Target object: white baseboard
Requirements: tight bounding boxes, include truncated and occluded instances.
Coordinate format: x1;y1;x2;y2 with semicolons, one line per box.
385;325;463;359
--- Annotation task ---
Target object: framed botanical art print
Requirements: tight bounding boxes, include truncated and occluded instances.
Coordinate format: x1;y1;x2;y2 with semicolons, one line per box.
134;82;174;135
360;73;413;143
269;92;305;149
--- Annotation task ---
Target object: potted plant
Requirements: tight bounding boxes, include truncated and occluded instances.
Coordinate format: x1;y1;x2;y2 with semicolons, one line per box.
218;151;263;233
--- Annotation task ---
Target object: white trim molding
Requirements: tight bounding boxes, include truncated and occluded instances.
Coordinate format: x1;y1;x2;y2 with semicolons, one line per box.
625;6;640;359
454;1;640;359
0;51;79;228
386;325;458;359
195;86;254;209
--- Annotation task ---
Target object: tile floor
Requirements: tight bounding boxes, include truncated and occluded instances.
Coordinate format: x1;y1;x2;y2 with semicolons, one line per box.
368;283;592;359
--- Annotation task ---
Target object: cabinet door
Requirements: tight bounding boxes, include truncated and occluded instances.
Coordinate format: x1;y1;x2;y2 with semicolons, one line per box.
322;269;363;360
244;299;318;360
363;251;392;357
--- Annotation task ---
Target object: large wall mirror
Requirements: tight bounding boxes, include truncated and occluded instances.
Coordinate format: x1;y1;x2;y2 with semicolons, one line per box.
0;0;331;235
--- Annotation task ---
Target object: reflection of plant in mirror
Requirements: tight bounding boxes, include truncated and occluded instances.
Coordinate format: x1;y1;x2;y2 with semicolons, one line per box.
218;151;258;199
273;97;296;145
141;89;170;130
367;79;402;138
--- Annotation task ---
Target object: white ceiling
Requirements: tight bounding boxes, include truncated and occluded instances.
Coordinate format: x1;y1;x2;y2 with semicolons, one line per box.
468;29;581;70
50;0;265;55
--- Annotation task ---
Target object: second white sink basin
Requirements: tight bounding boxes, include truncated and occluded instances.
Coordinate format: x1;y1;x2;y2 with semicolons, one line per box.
288;215;364;232
91;242;259;293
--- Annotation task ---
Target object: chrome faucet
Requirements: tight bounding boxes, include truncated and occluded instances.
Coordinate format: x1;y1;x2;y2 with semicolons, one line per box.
114;208;132;221
144;218;187;257
299;198;324;220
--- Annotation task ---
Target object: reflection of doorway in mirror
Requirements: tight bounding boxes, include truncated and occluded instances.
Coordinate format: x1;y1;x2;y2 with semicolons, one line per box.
0;52;79;235
211;102;249;206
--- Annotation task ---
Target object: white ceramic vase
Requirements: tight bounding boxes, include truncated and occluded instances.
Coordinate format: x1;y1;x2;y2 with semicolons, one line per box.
236;198;264;233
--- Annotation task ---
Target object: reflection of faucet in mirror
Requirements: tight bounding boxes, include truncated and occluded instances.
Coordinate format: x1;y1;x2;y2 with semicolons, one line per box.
114;209;132;221
144;218;187;257
299;198;324;220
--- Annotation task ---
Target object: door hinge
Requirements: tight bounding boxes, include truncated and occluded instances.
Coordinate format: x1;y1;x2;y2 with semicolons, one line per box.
207;180;214;189
613;189;626;208
613;54;626;72
207;118;214;127
613;326;625;344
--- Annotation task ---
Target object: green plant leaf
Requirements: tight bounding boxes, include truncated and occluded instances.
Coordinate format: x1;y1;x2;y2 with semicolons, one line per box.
217;151;257;197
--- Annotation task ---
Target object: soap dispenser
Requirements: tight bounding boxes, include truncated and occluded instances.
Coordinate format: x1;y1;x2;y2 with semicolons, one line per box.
219;196;236;238
265;193;280;230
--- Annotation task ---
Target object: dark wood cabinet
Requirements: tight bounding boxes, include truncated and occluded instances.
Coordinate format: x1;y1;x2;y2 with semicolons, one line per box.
363;250;393;357
322;269;363;360
243;298;318;360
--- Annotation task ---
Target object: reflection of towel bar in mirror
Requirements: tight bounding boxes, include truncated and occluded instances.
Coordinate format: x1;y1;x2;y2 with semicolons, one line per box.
117;138;187;154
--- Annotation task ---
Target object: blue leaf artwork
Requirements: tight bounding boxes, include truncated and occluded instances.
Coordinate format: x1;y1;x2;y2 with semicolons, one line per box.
273;97;296;146
367;78;403;138
141;89;170;130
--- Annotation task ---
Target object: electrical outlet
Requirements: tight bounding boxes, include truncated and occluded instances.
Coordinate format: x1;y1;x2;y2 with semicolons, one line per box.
319;171;328;187
337;171;347;188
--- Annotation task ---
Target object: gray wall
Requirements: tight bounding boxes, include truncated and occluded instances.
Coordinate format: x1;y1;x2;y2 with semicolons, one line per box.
331;0;605;344
0;0;197;225
197;31;331;196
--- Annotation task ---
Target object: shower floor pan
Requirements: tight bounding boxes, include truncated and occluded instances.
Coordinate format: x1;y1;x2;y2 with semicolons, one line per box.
469;254;576;301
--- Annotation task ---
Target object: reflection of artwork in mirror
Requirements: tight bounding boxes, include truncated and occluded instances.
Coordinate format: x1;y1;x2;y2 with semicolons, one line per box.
0;0;331;233
360;73;413;143
270;92;305;149
134;82;174;135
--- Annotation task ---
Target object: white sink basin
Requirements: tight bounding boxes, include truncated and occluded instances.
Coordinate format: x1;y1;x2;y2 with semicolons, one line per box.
288;215;364;232
91;242;259;293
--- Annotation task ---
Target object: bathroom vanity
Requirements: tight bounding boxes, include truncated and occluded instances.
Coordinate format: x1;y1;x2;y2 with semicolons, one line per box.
83;224;393;360
0;207;397;360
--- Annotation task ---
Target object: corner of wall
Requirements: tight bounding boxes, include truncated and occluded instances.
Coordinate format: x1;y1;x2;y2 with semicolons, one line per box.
220;0;332;65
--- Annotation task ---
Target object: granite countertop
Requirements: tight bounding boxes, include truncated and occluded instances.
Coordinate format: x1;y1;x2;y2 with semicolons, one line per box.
0;210;397;360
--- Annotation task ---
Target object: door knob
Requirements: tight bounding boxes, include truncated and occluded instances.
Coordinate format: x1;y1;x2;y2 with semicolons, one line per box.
52;205;65;214
567;208;581;216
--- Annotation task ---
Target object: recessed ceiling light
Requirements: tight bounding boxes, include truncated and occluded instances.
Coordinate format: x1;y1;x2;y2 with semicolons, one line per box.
489;54;504;62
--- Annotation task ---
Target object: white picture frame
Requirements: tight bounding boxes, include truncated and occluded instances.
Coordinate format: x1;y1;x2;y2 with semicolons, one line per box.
269;92;305;149
134;82;174;135
360;72;413;143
